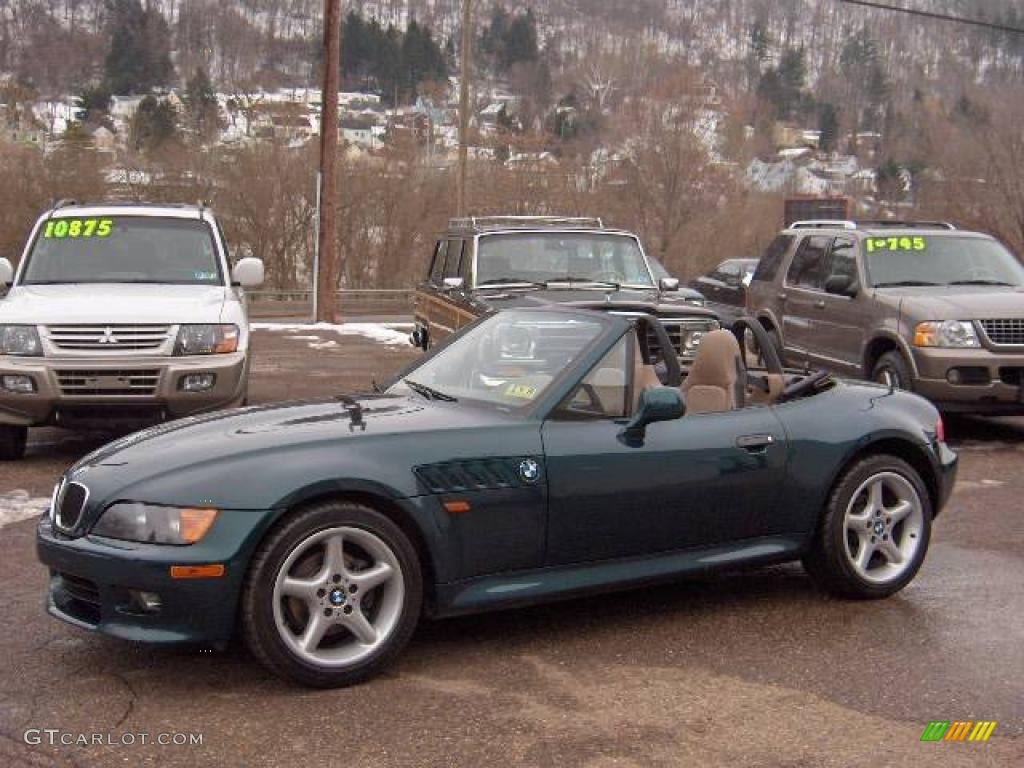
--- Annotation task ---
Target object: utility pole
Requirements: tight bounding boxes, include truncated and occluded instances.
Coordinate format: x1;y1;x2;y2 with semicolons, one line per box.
316;0;342;323
456;0;473;217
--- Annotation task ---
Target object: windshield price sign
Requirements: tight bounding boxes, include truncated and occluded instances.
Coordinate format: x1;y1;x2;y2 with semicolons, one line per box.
42;218;114;240
865;236;926;253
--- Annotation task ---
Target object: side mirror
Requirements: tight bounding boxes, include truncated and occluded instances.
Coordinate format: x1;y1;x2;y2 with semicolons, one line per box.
0;257;13;286
619;387;685;445
232;257;264;289
824;274;857;298
443;276;465;290
659;277;680;292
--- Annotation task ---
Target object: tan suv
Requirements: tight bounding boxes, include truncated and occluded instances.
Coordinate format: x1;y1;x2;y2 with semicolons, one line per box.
746;220;1024;415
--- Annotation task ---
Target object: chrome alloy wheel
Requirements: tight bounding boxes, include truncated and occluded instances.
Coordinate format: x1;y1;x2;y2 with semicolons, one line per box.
843;472;924;584
272;526;405;667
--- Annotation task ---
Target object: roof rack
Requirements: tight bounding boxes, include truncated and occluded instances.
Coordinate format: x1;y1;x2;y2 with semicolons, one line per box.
52;198;79;210
857;220;956;230
449;215;605;230
790;220;858;230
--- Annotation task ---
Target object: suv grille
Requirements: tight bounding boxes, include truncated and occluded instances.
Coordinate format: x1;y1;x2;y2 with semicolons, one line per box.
55;481;88;531
46;324;171;351
649;319;718;359
979;319;1024;346
56;369;161;396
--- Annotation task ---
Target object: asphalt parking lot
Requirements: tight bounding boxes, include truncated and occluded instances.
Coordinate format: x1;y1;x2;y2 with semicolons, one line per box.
1;326;1022;767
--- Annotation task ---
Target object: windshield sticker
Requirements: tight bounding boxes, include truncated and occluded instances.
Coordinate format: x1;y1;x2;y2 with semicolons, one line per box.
505;383;539;400
43;218;114;240
865;236;926;253
193;271;218;281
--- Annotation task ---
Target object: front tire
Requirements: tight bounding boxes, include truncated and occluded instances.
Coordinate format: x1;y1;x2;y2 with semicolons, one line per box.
0;425;27;460
242;500;423;687
872;351;912;390
803;455;931;599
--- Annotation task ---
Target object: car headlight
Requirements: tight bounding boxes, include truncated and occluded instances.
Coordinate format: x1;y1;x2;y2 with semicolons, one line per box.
92;503;218;545
913;320;980;348
174;324;239;355
0;325;42;356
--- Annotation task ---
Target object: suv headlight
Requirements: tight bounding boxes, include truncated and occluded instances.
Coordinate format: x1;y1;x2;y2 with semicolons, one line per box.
0;325;42;356
174;324;239;355
92;503;218;545
913;320;980;348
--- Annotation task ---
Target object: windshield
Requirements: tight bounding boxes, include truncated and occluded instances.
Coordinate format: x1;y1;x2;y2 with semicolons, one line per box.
388;311;608;410
866;235;1024;288
21;216;223;286
476;233;654;288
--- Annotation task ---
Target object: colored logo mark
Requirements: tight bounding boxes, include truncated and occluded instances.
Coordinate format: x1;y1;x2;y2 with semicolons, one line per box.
920;721;996;742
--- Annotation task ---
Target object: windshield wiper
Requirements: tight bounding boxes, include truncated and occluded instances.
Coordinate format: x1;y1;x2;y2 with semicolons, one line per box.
873;280;942;288
477;278;544;289
545;276;621;289
403;379;457;402
947;279;1015;287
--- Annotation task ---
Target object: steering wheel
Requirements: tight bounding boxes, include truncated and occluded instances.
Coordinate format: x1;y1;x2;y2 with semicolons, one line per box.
592;270;624;285
781;369;831;400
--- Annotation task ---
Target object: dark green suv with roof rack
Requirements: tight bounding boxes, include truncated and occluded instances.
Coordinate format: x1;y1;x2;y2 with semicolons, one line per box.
746;219;1024;414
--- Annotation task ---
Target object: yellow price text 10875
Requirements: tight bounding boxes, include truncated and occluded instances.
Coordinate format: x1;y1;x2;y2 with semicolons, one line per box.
43;218;114;240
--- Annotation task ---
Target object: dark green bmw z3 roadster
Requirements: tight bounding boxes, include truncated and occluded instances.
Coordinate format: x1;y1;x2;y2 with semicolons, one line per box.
38;308;957;687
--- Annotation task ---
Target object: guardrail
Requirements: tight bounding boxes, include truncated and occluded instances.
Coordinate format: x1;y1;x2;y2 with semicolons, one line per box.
248;289;415;319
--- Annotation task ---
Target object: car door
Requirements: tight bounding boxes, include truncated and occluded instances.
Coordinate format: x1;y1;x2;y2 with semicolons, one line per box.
812;237;868;374
780;235;830;363
541;333;789;566
416;240;448;342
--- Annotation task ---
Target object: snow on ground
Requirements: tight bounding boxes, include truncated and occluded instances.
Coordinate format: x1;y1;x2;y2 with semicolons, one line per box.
0;490;49;530
251;322;414;347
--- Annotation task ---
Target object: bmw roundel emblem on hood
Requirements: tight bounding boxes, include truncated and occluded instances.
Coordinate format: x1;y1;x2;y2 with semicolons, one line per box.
519;458;541;484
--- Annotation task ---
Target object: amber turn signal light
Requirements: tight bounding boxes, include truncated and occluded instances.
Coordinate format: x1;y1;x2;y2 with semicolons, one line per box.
179;508;219;544
170;564;226;580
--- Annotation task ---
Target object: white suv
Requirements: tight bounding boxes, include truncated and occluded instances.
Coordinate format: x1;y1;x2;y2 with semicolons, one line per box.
0;202;264;459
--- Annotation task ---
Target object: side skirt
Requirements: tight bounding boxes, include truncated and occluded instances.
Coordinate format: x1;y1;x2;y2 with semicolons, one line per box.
430;534;807;618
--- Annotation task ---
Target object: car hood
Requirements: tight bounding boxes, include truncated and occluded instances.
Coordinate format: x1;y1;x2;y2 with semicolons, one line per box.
64;393;530;514
883;286;1024;318
477;286;716;319
73;393;513;474
0;283;229;324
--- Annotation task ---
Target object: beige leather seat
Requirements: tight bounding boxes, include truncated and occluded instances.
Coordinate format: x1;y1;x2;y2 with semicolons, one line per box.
681;330;746;415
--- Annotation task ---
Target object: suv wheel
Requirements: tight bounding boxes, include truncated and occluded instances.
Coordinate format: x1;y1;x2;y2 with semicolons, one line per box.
242;500;423;687
803;454;931;599
0;425;27;460
872;351;912;390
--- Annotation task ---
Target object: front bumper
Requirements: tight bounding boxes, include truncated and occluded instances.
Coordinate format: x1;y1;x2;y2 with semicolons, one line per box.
0;352;248;427
911;347;1024;414
36;507;276;648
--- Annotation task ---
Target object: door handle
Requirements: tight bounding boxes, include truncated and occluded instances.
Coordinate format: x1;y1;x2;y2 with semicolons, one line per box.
814;299;826;309
777;292;788;302
736;434;774;452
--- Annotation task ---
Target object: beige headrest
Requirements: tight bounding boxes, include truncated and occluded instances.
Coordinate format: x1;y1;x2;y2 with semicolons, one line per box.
683;330;741;391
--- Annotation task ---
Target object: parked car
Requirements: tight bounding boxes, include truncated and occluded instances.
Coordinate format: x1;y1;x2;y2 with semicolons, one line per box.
690;258;759;326
0;202;265;459
746;219;1024;415
412;216;717;362
38;307;956;687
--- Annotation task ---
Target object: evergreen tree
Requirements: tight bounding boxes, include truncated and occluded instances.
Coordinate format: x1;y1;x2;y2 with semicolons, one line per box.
131;95;178;152
74;85;112;126
818;102;840;152
184;68;220;143
104;0;174;94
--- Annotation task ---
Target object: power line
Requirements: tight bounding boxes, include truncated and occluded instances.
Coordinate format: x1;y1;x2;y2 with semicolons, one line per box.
837;0;1024;36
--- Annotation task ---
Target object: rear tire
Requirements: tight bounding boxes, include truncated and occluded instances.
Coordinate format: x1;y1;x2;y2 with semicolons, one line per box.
242;500;423;688
872;351;912;390
803;454;931;599
0;425;27;460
